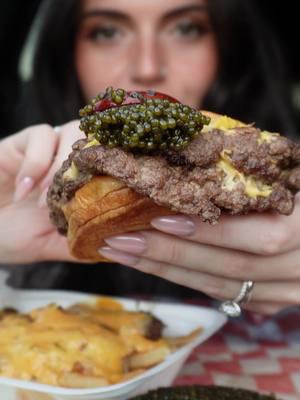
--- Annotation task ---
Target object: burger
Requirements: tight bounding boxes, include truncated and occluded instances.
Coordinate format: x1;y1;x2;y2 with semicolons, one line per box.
47;87;300;261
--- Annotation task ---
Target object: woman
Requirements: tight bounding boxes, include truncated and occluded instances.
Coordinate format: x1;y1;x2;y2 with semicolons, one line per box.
2;0;300;314
16;0;298;135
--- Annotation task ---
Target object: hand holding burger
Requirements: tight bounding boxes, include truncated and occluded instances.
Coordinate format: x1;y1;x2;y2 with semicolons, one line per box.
45;87;300;315
1;87;300;315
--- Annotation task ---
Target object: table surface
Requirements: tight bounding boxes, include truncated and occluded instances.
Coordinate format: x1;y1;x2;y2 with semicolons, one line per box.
174;300;300;400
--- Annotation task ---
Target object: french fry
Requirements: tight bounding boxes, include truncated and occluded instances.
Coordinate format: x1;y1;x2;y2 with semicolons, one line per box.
0;300;203;389
58;372;108;388
68;303;163;339
16;390;53;400
126;346;171;370
164;327;203;351
119;368;146;382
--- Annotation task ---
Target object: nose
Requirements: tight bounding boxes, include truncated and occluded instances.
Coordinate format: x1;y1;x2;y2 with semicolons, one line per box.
131;34;165;86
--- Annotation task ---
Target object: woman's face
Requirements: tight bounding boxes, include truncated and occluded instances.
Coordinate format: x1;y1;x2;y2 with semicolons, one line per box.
75;0;218;108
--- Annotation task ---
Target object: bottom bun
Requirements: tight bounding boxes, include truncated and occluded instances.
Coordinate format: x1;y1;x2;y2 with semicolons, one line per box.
62;176;173;261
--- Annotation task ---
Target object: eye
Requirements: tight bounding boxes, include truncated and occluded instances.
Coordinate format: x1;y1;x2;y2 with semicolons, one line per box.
88;25;121;42
173;20;210;39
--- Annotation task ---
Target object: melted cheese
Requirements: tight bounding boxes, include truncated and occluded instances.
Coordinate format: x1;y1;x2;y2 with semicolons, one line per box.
217;152;272;198
202;115;273;198
83;138;100;149
212;115;245;130
62;140;100;181
0;301;167;386
95;297;124;310
63;162;79;181
257;130;280;144
204;114;279;145
202;115;246;135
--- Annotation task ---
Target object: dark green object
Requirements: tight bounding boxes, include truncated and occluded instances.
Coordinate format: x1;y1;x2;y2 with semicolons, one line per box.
129;386;276;400
79;88;209;153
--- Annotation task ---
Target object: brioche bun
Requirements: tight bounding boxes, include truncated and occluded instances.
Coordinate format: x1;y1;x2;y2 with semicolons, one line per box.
62;176;172;261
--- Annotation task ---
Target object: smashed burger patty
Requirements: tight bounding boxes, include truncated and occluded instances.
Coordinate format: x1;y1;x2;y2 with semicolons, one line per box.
48;118;300;235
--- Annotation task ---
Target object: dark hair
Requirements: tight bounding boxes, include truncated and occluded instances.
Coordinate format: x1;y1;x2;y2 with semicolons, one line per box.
16;0;83;128
16;0;298;138
204;0;298;137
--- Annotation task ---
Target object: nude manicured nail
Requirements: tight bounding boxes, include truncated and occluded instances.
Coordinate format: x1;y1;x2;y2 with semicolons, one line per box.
13;177;34;202
104;233;146;254
98;247;140;265
151;216;196;236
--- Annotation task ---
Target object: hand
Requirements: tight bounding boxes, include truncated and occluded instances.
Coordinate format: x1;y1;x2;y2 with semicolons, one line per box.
0;121;84;264
99;194;300;315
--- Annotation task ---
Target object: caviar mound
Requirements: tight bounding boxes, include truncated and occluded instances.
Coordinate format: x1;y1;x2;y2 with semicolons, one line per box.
79;87;209;152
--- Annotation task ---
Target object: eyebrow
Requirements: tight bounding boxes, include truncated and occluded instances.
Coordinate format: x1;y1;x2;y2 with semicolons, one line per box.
163;4;209;21
81;10;129;22
81;4;208;23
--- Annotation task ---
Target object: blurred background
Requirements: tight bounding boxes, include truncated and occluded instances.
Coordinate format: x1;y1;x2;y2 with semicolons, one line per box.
1;0;300;137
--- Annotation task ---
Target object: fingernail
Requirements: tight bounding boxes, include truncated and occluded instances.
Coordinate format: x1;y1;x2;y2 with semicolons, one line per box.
98;247;140;266
151;215;195;236
13;177;34;202
38;186;49;208
104;233;146;254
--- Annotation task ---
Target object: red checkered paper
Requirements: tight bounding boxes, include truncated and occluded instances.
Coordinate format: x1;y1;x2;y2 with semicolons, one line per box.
175;301;300;400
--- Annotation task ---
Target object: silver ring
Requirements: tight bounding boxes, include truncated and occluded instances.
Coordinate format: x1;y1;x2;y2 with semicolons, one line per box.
219;280;254;318
53;126;62;134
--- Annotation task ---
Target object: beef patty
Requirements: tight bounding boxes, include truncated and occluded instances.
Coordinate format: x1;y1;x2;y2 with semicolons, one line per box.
47;125;300;234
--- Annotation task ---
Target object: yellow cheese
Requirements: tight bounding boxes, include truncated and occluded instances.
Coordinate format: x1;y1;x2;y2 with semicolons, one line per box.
63;161;79;181
217;152;272;198
203;115;246;135
83;138;100;149
0;302;166;386
203;114;279;146
0;306;130;385
212;115;245;130
257;130;279;144
201;115;273;198
62;140;100;181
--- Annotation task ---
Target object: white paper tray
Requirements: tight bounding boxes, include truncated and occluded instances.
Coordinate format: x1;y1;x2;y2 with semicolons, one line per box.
0;271;227;400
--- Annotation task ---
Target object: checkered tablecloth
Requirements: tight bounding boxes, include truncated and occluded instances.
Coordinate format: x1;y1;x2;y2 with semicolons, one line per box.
174;300;300;400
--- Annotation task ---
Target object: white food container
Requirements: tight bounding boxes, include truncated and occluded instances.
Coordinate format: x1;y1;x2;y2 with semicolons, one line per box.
0;271;227;400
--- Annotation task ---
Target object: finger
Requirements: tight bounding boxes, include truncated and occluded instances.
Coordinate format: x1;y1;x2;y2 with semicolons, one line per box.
98;246;239;299
98;246;300;306
103;230;300;282
0;133;26;179
39;120;84;191
0;125;55;183
151;193;300;256
38;230;84;263
13;125;59;202
14;124;58;181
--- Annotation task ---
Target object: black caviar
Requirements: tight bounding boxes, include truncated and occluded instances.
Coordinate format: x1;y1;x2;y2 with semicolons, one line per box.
79;87;210;153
